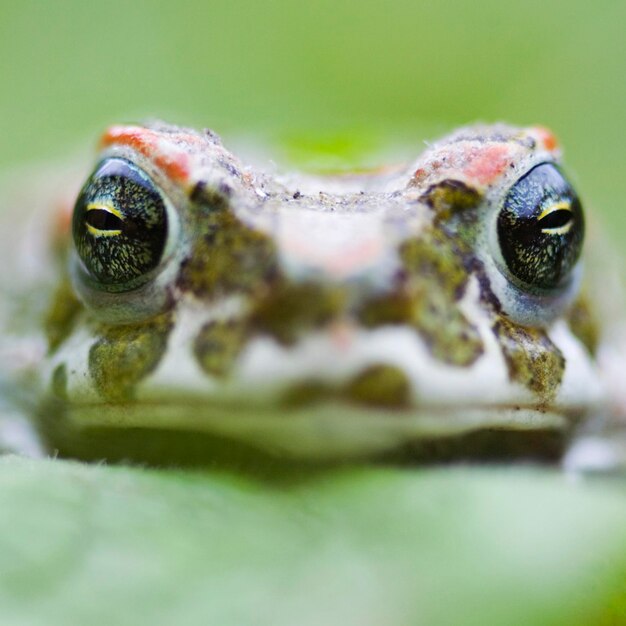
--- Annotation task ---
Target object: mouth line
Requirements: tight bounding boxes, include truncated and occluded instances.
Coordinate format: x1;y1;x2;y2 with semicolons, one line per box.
46;397;585;461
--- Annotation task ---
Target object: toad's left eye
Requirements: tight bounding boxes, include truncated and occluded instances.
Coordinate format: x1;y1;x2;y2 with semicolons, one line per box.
497;162;584;291
72;158;168;291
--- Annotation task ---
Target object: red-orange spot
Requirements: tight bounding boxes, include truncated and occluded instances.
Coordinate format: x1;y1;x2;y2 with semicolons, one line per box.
100;125;156;151
154;153;189;182
100;125;191;183
533;126;559;152
53;200;73;239
330;320;355;351
412;167;427;185
50;198;74;256
463;144;511;186
331;239;383;276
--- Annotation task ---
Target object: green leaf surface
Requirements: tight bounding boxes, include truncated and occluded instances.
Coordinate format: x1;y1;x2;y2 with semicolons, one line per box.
1;456;625;626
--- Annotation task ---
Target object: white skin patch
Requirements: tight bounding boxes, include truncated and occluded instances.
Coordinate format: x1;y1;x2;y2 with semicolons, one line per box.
276;209;390;280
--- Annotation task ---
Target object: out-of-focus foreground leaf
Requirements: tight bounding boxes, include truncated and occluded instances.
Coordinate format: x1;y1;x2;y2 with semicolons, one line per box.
0;456;625;626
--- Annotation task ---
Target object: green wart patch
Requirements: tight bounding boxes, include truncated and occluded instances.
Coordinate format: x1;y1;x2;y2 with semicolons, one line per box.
280;380;336;409
357;292;415;327
251;281;346;345
89;312;173;401
344;364;411;409
400;229;484;366
50;363;68;401
493;318;565;400
280;364;412;410
177;200;278;299
566;294;599;356
44;278;83;352
419;179;482;221
360;228;483;367
193;318;250;377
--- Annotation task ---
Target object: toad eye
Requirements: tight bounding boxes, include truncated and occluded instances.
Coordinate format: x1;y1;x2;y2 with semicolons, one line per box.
72;158;169;292
497;162;584;291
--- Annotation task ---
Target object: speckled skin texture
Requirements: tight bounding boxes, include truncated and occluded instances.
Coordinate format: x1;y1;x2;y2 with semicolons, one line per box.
39;121;603;464
88;312;173;401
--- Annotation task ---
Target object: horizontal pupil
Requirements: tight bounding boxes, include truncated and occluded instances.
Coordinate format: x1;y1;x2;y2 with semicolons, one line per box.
86;209;123;231
537;209;572;229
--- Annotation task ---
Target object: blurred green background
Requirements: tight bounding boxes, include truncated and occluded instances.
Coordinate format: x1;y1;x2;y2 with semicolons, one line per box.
1;0;625;238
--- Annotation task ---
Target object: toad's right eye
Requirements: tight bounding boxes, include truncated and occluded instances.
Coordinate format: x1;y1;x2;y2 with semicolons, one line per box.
72;158;169;292
496;162;584;293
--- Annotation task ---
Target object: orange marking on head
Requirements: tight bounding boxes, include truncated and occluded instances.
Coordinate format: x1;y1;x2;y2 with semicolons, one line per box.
533;126;560;152
330;239;384;276
50;198;75;255
412;167;427;185
463;144;511;186
280;235;384;280
154;153;190;182
100;125;192;183
53;200;73;239
330;320;355;351
100;125;157;151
